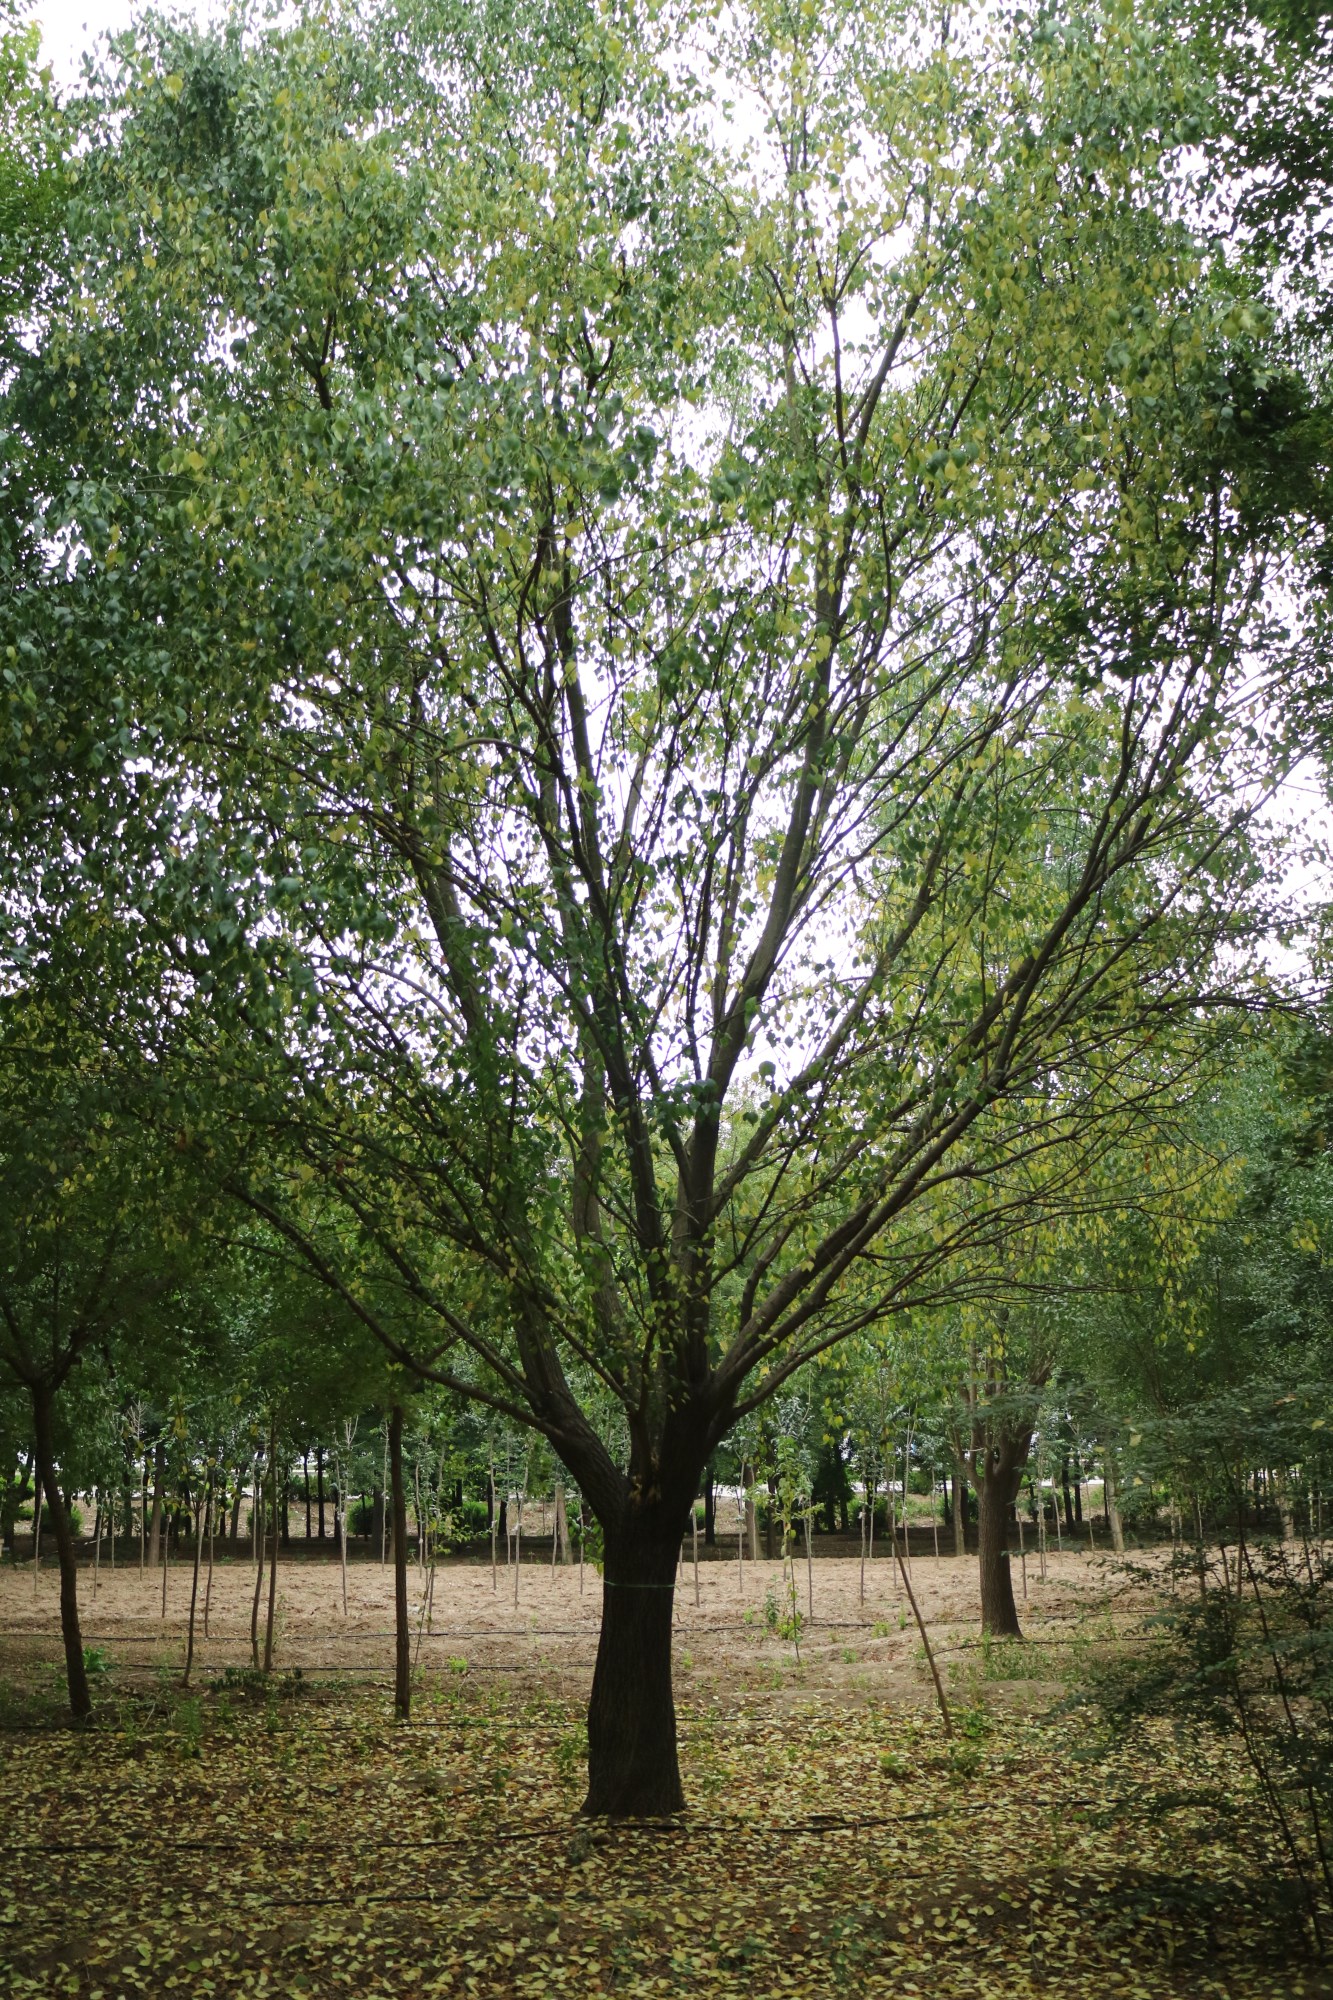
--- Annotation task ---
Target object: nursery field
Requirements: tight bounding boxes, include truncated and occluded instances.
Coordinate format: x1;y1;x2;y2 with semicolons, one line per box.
1;1551;1328;2000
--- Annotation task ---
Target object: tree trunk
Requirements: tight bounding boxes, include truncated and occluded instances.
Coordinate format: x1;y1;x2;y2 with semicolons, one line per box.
317;1446;326;1539
31;1386;91;1720
184;1483;206;1688
263;1437;280;1673
228;1472;243;1548
372;1483;386;1564
977;1462;1023;1638
389;1406;410;1719
304;1451;311;1540
583;1507;685;1817
952;1468;967;1559
1104;1453;1125;1553
147;1439;166;1569
337;1461;349;1616
250;1474;266;1668
703;1468;716;1547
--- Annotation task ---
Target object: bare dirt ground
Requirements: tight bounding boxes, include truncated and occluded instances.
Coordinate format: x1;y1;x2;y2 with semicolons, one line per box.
0;1539;1153;1708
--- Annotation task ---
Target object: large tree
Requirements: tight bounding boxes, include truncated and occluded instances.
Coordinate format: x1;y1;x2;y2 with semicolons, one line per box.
19;0;1315;1808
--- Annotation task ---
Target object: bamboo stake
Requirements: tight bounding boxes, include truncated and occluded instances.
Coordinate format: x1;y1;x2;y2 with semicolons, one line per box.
859;1476;866;1605
894;1539;951;1739
513;1484;523;1606
489;1458;498;1592
380;1425;389;1567
903;1428;914;1578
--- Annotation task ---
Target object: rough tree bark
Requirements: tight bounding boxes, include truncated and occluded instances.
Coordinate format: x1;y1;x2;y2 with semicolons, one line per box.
974;1438;1027;1639
31;1385;91;1719
583;1495;690;1817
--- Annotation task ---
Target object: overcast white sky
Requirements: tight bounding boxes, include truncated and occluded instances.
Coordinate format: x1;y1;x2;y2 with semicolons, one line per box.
37;0;168;81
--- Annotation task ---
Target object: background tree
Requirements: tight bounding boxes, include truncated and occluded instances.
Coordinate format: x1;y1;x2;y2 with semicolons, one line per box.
0;995;213;1715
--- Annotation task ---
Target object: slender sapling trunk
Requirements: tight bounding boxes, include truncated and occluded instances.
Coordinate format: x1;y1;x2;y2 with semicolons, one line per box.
32;1387;91;1719
389;1406;410;1719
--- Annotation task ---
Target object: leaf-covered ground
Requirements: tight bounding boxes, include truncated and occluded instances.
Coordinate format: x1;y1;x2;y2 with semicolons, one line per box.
3;1666;1330;1999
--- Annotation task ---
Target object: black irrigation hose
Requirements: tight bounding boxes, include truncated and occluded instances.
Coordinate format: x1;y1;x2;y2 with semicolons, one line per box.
8;1792;1232;1861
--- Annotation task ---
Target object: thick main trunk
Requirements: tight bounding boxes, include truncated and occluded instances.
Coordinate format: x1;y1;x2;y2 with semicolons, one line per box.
389;1406;410;1719
32;1387;91;1720
977;1468;1022;1638
583;1511;685;1817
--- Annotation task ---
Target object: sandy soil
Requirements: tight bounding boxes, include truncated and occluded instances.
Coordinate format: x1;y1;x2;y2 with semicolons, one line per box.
0;1536;1158;1710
